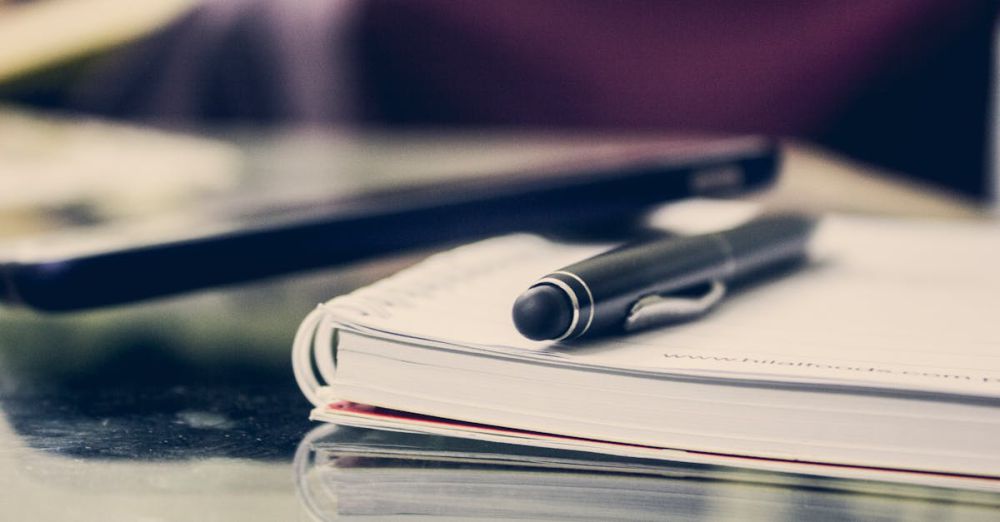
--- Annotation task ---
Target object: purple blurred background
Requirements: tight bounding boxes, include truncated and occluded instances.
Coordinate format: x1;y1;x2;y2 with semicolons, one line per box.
17;0;999;199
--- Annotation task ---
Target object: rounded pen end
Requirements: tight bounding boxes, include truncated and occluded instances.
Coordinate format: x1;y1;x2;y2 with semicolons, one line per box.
512;285;573;341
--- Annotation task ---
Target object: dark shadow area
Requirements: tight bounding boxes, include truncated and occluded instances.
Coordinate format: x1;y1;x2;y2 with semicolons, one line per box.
0;340;312;461
0;333;313;461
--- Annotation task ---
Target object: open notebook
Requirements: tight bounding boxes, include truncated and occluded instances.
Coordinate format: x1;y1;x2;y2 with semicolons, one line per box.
292;205;1000;486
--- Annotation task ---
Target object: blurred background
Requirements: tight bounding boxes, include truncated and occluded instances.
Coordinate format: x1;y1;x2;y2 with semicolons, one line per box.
2;0;997;198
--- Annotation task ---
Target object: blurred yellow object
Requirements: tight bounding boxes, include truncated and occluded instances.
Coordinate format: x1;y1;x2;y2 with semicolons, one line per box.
0;0;196;83
0;105;241;238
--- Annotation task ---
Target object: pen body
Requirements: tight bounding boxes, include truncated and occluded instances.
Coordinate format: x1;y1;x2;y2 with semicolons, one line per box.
520;214;814;340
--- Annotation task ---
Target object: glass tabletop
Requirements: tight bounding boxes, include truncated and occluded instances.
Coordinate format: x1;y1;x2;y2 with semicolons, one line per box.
0;261;389;521
2;263;998;521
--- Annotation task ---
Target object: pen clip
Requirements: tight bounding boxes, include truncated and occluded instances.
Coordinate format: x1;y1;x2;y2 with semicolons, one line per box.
624;280;727;332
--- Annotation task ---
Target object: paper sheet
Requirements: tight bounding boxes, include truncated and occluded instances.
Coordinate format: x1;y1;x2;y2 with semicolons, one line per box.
321;210;1000;398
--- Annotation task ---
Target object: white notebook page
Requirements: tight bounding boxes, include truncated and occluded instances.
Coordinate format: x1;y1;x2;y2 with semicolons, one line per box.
323;213;1000;398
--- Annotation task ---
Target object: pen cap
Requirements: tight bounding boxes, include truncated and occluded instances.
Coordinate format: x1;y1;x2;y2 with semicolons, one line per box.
552;231;738;337
553;213;815;338
719;214;816;278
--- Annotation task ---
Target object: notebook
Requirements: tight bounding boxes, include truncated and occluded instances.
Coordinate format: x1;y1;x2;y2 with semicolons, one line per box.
292;202;1000;485
294;424;1000;521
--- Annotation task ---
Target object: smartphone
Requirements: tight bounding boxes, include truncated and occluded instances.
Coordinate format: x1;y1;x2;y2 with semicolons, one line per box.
0;132;778;311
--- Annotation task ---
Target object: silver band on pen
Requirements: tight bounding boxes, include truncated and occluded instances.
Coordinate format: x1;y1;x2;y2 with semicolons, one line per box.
533;270;594;340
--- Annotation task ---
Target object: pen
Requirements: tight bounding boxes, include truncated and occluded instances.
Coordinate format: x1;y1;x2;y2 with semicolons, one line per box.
511;213;817;341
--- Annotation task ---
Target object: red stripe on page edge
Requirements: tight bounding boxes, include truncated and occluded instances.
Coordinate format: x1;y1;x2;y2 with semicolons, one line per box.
326;401;1000;483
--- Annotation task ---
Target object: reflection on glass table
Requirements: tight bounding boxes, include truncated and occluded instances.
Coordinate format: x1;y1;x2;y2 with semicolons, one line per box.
295;424;1000;521
0;261;408;520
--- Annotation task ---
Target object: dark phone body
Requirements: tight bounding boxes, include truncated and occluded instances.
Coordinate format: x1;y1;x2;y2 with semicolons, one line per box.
0;135;778;311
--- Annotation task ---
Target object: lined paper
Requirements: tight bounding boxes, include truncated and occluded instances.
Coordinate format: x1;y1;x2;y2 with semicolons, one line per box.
323;212;1000;398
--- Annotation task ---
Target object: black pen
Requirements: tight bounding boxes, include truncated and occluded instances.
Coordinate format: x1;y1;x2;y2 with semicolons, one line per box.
512;214;817;341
